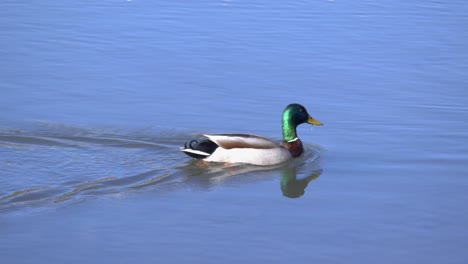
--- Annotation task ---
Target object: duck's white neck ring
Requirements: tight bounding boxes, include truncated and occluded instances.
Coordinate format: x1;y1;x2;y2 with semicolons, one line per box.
287;137;298;143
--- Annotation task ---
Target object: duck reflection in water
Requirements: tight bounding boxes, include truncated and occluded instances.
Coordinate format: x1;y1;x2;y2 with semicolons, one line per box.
280;166;321;198
181;160;321;198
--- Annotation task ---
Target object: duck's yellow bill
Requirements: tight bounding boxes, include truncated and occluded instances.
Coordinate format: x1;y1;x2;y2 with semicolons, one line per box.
307;116;323;126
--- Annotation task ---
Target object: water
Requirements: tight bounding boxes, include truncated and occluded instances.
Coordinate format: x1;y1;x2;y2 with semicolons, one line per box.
1;0;468;263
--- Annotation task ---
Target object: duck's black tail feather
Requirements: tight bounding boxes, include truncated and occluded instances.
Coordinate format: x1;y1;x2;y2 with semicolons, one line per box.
180;139;219;159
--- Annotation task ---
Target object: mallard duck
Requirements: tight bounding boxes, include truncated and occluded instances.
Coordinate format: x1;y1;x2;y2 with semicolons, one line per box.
180;103;323;166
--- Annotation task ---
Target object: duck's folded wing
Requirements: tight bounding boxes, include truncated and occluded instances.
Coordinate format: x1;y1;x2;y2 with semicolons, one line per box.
203;134;278;149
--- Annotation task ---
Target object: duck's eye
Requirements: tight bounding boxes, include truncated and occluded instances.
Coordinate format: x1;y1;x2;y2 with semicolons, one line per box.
299;108;304;112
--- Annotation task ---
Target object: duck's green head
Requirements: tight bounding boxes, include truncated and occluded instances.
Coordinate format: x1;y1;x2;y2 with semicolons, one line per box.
282;103;323;142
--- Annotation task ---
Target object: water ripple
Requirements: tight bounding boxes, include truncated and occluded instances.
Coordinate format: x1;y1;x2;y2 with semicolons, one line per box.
0;125;323;213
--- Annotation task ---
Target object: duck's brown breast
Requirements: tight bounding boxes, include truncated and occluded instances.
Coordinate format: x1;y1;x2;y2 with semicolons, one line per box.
281;139;304;158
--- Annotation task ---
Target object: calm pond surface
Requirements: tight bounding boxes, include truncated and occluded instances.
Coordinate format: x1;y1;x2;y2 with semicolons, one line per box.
1;0;468;263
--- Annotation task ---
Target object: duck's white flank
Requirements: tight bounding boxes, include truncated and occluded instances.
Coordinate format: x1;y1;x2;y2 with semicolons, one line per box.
204;147;292;166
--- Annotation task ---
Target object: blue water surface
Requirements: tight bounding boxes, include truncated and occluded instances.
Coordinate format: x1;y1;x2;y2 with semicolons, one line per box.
1;0;468;263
